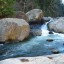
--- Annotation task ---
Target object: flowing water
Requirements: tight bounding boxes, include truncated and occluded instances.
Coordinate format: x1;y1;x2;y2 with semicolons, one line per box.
41;22;49;36
0;22;64;60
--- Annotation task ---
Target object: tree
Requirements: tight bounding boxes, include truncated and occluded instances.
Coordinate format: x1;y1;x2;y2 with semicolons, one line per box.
0;0;16;18
35;0;64;17
14;0;37;12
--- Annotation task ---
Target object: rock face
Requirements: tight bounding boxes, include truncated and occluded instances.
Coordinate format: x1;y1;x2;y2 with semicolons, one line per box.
53;55;64;64
0;54;64;64
0;59;22;64
48;18;64;33
12;11;29;22
0;18;30;42
0;57;55;64
26;9;43;22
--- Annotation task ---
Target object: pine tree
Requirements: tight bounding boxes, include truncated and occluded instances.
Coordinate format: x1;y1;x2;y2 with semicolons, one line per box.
35;0;63;17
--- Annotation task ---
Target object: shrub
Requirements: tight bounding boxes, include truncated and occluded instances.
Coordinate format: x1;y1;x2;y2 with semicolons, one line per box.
35;0;63;17
0;0;16;18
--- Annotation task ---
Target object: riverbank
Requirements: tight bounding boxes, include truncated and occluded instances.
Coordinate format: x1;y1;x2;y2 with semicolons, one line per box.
0;53;64;64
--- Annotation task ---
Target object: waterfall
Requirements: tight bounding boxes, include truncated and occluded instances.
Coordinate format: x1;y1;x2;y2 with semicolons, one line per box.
41;22;64;37
41;17;55;36
41;22;49;36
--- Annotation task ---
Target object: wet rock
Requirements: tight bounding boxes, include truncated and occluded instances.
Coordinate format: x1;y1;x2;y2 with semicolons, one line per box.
49;31;53;34
0;42;5;44
0;18;30;42
46;39;54;42
20;59;29;62
52;50;60;54
0;57;55;64
63;43;64;46
29;19;44;25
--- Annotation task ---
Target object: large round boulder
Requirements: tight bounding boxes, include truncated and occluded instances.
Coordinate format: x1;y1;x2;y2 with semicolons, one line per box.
12;11;29;22
48;17;64;33
26;9;43;22
0;18;30;42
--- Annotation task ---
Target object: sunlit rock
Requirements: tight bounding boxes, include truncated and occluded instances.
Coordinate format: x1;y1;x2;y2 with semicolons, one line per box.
53;55;64;64
26;9;43;24
0;59;22;64
0;18;30;42
48;17;64;33
49;31;53;34
0;57;55;64
52;50;60;54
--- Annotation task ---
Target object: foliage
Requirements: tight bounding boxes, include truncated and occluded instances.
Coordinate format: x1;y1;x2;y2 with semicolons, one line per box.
0;0;16;17
15;0;37;12
35;0;64;17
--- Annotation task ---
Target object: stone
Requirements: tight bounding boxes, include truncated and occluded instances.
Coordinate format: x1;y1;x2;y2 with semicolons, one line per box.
53;55;64;64
26;9;43;22
0;59;22;64
48;17;64;33
20;59;29;62
12;11;29;22
52;50;60;54
30;29;42;36
46;39;54;42
34;57;55;64
0;18;30;42
49;31;53;34
0;57;55;64
1;54;64;64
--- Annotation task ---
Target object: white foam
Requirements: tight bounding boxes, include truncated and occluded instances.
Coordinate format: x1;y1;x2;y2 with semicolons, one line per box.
41;23;49;36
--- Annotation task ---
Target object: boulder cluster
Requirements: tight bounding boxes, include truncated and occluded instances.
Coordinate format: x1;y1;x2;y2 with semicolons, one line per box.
0;9;43;43
0;9;64;43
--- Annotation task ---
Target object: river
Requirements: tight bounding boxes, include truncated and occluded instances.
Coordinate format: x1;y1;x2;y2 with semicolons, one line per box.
0;21;64;60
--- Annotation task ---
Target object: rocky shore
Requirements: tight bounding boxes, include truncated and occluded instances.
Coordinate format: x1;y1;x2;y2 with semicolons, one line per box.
0;54;64;64
0;9;64;64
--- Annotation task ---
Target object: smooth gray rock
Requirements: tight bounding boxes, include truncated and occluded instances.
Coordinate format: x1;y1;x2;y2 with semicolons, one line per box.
48;17;64;33
0;18;30;42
